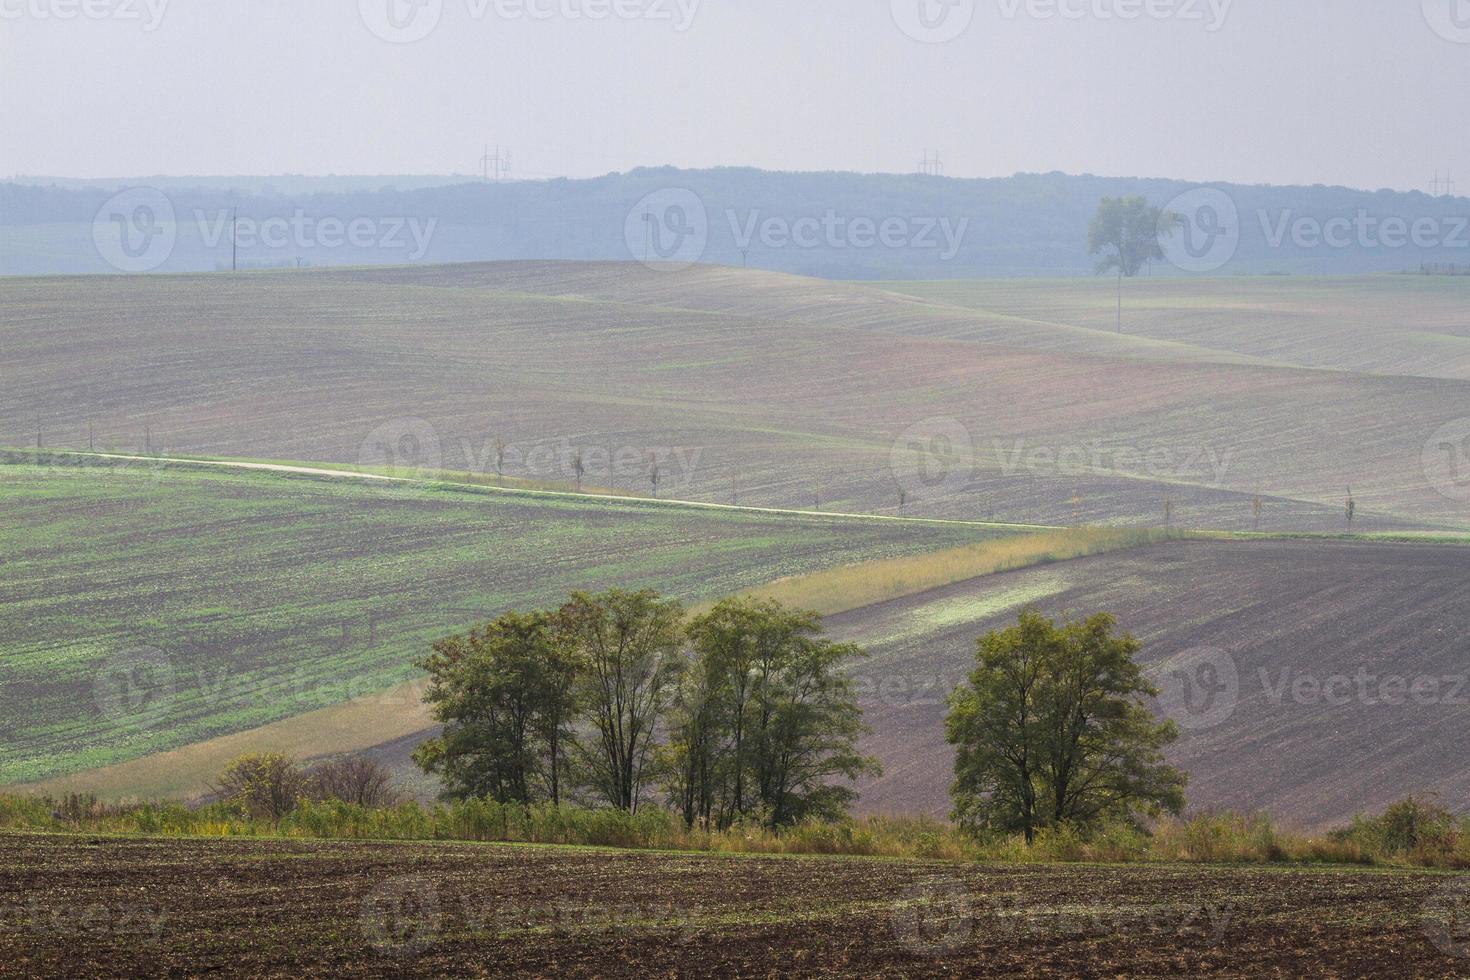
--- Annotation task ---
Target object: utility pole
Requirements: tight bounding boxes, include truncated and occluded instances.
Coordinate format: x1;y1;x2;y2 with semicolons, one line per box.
918;150;944;177
1431;171;1458;198
88;422;94;452
35;414;41;450
481;145;512;182
231;207;238;271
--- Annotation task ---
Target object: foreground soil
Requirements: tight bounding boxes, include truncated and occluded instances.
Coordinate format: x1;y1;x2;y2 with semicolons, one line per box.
3;832;1469;978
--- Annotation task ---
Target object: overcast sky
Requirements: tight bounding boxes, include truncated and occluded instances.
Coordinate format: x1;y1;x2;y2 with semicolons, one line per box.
2;0;1467;192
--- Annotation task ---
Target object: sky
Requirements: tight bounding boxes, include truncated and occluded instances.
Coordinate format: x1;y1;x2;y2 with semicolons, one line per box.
2;0;1468;192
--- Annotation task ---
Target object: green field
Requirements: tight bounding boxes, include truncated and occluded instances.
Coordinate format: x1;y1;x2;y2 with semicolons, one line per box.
0;454;1004;785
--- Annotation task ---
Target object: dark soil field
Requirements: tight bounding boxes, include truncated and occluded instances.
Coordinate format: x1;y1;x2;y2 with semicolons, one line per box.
2;263;1464;532
843;537;1470;829
3;831;1467;978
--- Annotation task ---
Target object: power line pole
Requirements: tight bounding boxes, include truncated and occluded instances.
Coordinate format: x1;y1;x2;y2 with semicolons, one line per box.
918;150;944;177
481;145;512;182
231;207;238;271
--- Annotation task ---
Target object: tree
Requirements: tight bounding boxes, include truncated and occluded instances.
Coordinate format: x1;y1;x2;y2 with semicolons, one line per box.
1087;196;1176;333
558;589;684;811
669;598;880;829
306;757;402;808
414;611;568;803
945;610;1185;843
213;753;306;821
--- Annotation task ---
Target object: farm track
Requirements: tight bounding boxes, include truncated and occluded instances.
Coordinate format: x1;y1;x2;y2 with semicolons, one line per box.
1;832;1465;978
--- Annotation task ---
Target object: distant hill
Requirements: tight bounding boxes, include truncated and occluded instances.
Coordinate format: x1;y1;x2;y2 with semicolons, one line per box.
4;168;1468;278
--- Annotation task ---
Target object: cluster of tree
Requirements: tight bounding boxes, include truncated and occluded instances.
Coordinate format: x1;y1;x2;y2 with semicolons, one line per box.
944;610;1187;842
212;754;401;821
412;589;879;829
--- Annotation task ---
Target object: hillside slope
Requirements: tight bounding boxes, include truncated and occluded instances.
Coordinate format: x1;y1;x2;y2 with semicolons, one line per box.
2;263;1466;532
839;537;1470;829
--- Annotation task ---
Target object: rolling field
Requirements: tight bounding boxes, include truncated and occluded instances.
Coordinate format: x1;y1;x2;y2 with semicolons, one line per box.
4;832;1467;977
881;275;1470;379
0;454;1005;786
3;263;1468;531
836;537;1470;829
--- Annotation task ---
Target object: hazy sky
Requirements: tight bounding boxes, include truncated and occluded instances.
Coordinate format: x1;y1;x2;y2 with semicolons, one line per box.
2;0;1467;191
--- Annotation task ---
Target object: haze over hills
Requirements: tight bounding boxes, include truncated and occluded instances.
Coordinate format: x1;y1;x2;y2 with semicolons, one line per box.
4;167;1469;278
6;259;1470;833
3;261;1467;532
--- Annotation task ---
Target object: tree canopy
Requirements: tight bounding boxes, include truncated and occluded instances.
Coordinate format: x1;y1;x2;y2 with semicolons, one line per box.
945;609;1186;842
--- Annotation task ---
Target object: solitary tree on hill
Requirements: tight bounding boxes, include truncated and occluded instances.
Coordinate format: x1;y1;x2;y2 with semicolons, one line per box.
1088;196;1178;333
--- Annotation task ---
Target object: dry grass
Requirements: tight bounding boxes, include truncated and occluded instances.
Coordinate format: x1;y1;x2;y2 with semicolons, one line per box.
739;527;1174;617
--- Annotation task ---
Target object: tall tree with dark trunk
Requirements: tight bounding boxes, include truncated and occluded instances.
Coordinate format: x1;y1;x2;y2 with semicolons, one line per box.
558;589;684;812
